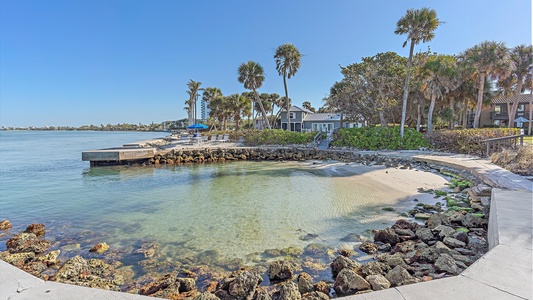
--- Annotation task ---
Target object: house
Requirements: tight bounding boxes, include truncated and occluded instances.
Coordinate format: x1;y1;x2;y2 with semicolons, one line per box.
279;105;361;132
489;94;532;128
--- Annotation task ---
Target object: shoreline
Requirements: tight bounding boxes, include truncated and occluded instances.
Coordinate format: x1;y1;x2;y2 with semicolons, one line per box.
0;156;492;299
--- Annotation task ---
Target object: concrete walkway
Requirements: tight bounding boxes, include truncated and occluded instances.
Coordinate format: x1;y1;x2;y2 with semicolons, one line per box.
1;151;532;300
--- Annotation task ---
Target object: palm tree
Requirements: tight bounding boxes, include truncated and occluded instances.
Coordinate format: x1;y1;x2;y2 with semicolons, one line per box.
395;7;441;137
460;41;509;128
185;79;203;126
302;101;316;112
237;61;271;129
419;54;460;134
507;45;533;128
274;43;302;131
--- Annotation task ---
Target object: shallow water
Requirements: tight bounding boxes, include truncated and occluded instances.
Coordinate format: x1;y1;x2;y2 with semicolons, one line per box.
0;131;445;278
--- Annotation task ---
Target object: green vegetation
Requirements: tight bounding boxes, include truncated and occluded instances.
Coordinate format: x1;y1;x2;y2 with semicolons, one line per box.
331;127;429;150
429;128;521;155
241;129;315;146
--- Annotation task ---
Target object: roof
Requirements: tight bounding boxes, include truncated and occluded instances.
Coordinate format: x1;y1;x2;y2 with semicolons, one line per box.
280;105;314;113
303;113;341;122
492;94;532;104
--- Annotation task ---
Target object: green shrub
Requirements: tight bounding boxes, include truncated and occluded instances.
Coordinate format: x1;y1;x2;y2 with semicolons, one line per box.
331;127;429;150
428;128;520;156
242;129;315;146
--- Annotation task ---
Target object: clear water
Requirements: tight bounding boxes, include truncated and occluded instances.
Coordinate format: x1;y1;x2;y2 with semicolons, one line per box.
0;131;445;278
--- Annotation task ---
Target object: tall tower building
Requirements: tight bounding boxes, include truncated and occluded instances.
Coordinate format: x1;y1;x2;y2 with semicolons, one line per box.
200;99;211;122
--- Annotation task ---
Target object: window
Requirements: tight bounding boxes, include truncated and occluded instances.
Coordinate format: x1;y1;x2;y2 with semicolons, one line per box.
289;112;295;119
494;105;501;114
518;104;525;112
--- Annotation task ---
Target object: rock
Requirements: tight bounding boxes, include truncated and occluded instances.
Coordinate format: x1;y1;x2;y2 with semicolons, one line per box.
340;233;363;242
434;241;451;254
443;237;466;248
435;226;455;239
426;214;450;229
303;243;331;257
414;213;431;220
253;287;272;300
193;292;220;300
392;219;418;231
228;270;262;299
415;228;434;242
178;277;197;293
373;228;399;246
330;256;361;278
0;251;35;267
376;242;391;252
298;272;314;294
462;214;486;228
135;243;159;258
279;281;301;300
0;219;12;230
409;247;439;264
453;232;469;245
6;233;50;254
385;266;419;287
358;262;391;277
365;274;390;291
333;268;370;296
337;249;355;257
301;291;329;300
378;253;407;268
54;255;120;291
268;260;296;281
24;224;45;237
300;234;319;241
37;250;60;266
394;228;416;240
359;242;378;254
313;281;331;295
434;254;460;275
392;240;417;254
89;242;110;254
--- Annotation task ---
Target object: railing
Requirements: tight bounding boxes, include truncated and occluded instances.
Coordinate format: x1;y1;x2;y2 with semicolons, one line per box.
482;134;524;157
312;131;323;147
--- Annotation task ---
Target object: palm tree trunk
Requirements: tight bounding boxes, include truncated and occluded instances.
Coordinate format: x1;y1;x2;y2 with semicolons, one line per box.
508;78;523;128
449;97;455;129
283;75;291;131
527;88;533;135
400;40;415;137
473;73;486;128
254;90;271;129
379;111;388;127
462;98;468;127
416;102;422;132
427;89;436;134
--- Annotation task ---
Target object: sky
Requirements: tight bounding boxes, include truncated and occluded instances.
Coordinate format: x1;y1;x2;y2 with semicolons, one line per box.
0;0;531;127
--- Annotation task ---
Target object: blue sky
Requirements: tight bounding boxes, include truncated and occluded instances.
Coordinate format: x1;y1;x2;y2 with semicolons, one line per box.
1;0;531;127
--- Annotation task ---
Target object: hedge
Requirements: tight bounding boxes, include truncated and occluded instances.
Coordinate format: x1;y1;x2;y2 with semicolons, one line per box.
331;127;429;150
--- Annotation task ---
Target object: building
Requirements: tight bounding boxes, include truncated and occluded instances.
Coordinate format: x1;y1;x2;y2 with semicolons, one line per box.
488;94;532;128
200;99;211;123
279;105;361;132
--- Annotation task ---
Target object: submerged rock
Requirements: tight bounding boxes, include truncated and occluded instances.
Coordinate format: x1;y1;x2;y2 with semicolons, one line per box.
89;242;110;254
24;223;45;237
6;233;50;254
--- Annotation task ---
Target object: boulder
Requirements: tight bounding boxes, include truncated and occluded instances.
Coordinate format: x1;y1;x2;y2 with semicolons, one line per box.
462;214;486;228
301;291;329;300
385;266;419;287
24;223;45;237
434;254;460;275
139;273;179;296
443;237;466;249
359;242;378;254
373;228;399;245
340;233;363;242
297;272;314;294
435;226;455;239
6;233;50;254
434;241;451;254
415;228;434;242
228;270;262;299
89;243;110;254
0;219;12;230
253;287;272;300
330;256;361;278
193;292;221;300
333;268;370;296
378;253;407;268
37;250;60;266
313;281;331;295
358;262;391;277
268;260;296;281
426;214;450;229
0;251;35;268
279;281;301;300
365;274;390;291
54;255;120;291
391;240;417;254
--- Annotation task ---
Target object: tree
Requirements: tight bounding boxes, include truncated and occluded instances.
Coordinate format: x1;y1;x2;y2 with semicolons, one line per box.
419;54;460;134
395;7;441;137
238;61;271;129
507;45;533;128
185;79;203;126
226;93;250;130
460;41;509;128
302;101;316;112
274;43;302;131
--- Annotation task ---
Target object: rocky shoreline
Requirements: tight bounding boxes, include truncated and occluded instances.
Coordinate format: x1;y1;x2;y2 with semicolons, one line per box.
0;159;491;300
